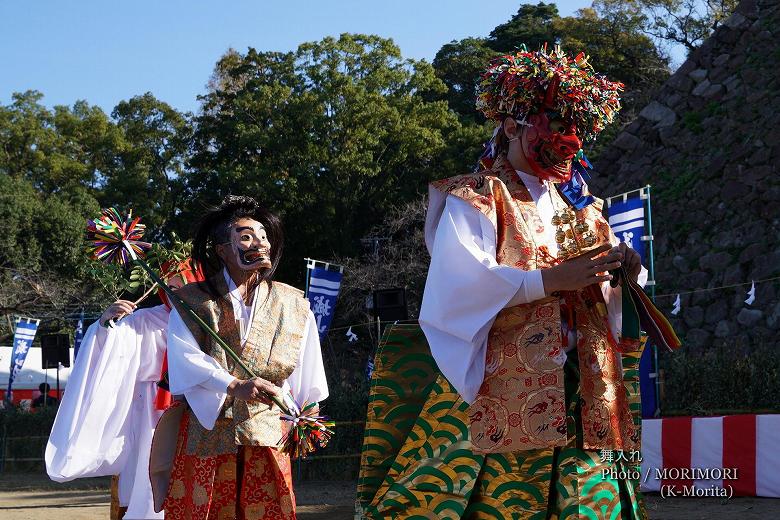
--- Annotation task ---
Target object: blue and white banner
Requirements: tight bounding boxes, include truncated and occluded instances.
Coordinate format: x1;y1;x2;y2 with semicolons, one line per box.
73;313;85;361
607;194;646;266
6;317;40;402
607;186;657;418
306;266;343;338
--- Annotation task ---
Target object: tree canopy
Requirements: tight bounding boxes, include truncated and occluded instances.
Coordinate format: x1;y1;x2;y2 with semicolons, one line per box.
0;1;736;329
630;0;740;52
186;34;459;278
432;1;672;124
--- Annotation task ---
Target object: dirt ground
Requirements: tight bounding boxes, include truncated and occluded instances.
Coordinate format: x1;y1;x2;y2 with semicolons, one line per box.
0;474;354;520
1;473;779;519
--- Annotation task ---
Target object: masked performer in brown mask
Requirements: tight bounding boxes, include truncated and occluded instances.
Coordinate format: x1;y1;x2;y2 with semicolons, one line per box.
160;195;328;520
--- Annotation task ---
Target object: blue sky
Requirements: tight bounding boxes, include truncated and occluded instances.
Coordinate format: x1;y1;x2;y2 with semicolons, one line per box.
1;1;597;114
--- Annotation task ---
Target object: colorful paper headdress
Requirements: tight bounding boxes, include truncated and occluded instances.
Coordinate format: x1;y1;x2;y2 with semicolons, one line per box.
476;44;623;141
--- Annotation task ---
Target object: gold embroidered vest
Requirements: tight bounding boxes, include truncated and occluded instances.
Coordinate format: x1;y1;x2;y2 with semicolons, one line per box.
430;156;639;453
172;275;310;456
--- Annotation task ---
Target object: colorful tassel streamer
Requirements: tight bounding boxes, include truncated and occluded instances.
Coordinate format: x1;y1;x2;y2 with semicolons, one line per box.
280;395;335;459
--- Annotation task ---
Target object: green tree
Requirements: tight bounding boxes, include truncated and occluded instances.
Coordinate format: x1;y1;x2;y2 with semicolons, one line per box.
430;3;560;120
0;91;191;320
0;175;43;271
632;0;740;52
0;185;104;326
187;34;460;281
0;91;58;183
106;93;193;236
432;38;498;120
557;1;671;117
0;91;124;194
0;174;99;276
0;92;112;277
487;2;561;52
430;1;670;149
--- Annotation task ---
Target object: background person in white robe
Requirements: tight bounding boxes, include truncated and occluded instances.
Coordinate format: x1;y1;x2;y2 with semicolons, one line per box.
46;263;201;520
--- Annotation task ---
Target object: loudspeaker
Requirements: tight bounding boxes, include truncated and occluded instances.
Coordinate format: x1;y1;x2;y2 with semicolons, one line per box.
372;288;408;322
41;333;71;369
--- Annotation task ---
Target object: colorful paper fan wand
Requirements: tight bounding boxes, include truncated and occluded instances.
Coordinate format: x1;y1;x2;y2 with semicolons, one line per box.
86;208;157;326
86;208;152;266
86;207;334;458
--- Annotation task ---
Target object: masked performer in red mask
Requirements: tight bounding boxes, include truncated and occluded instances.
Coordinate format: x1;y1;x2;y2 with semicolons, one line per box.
158;195;328;520
47;259;204;520
360;46;651;519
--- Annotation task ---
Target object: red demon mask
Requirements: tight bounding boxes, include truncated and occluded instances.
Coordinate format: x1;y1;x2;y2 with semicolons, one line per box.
521;111;583;183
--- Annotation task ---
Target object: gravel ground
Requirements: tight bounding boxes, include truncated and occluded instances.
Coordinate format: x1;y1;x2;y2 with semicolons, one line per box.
1;474;778;519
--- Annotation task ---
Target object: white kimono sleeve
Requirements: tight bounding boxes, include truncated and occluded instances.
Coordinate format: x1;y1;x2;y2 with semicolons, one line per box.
46;305;168;482
419;191;547;404
282;311;329;406
166;307;236;431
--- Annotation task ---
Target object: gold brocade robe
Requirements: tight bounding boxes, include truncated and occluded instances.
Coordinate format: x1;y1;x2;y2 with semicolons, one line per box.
430;156;640;454
172;276;310;456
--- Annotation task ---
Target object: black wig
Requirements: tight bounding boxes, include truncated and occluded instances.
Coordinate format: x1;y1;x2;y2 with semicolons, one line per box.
192;195;284;298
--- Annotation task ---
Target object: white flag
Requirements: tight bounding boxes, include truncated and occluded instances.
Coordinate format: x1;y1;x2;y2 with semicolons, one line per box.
745;281;756;305
671;294;681;315
346;326;358;342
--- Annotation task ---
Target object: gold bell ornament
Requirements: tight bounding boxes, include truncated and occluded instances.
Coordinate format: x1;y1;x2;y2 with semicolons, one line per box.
553;207;598;260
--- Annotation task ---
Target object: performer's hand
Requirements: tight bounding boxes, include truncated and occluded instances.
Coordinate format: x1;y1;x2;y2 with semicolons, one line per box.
542;244;621;294
227;377;279;405
610;243;642;284
100;300;137;326
249;378;281;405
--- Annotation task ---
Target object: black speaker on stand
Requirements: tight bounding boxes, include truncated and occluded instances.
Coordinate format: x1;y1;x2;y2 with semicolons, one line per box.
40;333;71;405
372;288;409;323
368;288;409;352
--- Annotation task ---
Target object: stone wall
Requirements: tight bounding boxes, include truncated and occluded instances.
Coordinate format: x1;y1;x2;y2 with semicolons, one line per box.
590;0;780;351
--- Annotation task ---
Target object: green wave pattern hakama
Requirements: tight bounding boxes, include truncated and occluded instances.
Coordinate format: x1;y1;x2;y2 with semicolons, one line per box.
356;324;646;520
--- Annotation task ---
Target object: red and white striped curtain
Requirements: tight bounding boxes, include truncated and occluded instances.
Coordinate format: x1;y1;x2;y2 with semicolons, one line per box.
641;415;780;497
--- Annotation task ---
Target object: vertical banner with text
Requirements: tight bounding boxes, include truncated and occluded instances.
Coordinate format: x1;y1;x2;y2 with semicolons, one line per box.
6;317;40;402
607;186;657;418
305;260;344;339
73;311;85;361
607;193;647;266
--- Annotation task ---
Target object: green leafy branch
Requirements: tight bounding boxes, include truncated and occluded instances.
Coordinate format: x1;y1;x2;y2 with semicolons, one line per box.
86;232;192;303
